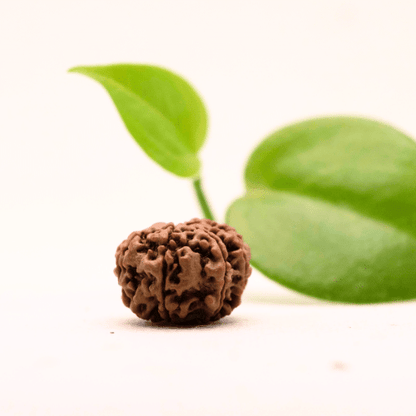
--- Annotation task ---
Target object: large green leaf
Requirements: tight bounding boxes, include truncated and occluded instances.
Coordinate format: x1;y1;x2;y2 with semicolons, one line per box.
69;64;208;177
227;117;416;303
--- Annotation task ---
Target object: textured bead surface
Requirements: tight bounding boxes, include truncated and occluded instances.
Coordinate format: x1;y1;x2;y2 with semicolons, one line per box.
114;219;252;324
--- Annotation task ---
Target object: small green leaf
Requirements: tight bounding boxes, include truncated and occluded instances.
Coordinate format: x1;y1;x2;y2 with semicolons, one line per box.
69;64;208;177
227;117;416;303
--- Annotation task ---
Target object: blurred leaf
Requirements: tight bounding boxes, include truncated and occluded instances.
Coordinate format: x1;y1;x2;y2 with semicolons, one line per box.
69;64;208;177
227;117;416;303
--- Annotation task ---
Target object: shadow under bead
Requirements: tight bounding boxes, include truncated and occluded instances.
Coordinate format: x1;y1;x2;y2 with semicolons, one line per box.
114;218;252;325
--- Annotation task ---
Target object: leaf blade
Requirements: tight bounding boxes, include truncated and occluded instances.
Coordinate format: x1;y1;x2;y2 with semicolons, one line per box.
69;64;208;177
228;116;416;303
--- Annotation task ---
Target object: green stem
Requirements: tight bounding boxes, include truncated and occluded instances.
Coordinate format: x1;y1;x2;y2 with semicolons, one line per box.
192;178;216;221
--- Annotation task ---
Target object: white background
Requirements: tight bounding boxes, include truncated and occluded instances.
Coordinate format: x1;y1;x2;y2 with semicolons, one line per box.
1;1;416;415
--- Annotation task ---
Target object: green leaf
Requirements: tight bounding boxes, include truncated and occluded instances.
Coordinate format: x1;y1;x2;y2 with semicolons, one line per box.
227;117;416;303
69;64;208;177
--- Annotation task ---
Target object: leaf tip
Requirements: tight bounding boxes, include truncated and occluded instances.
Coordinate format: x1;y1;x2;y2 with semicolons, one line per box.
67;66;86;75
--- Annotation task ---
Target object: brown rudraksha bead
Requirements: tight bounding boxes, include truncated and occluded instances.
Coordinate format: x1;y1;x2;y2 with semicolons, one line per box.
114;218;252;325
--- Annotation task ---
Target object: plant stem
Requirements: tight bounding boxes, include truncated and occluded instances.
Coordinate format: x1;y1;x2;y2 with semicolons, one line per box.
192;178;216;221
